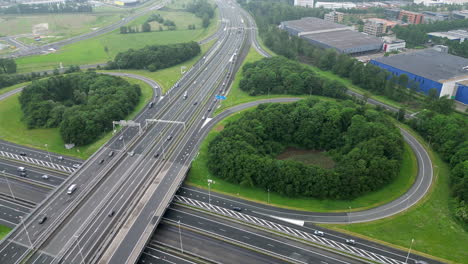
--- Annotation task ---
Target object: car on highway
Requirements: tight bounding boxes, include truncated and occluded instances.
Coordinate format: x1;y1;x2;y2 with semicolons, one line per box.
345;239;356;245
98;159;105;165
57;156;64;160
108;151;114;157
128;151;135;157
154;153;160;158
41;174;49;180
19;152;27;156
119;136;124;141
207;108;212;112
193;101;198;105
72;164;81;169
108;210;116;217
38;215;47;224
17;167;26;172
19;171;27;177
148;102;154;109
67;184;77;195
167;135;172;141
232;207;242;212
314;230;324;237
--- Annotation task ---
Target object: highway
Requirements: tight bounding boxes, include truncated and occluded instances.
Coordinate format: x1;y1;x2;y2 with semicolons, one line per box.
0;0;245;263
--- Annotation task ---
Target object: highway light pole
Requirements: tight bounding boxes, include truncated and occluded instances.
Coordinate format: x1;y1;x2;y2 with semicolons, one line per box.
405;238;414;263
44;144;52;163
178;220;184;254
19;216;33;250
2;170;16;200
267;188;270;204
73;235;85;264
348;206;351;224
208;179;213;205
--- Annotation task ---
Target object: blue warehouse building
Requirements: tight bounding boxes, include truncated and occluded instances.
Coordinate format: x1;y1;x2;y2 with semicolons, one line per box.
370;47;468;105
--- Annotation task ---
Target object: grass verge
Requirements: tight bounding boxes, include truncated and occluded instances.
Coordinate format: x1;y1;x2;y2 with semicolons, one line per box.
0;76;153;159
186;108;417;212
0;82;30;96
0;225;11;240
320;124;468;264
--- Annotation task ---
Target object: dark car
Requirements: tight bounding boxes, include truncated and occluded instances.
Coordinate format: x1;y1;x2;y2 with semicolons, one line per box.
19;171;27;177
19;152;27;156
193;101;198;105
207;108;212;112
154;153;160;158
108;210;116;217
232;207;242;212
108;151;114;157
38;215;47;224
98;159;105;164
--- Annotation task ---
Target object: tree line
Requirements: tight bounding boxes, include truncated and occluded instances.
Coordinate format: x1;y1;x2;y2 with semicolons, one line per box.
1;1;92;14
186;0;215;28
208;99;403;199
106;41;200;72
0;58;16;74
409;111;468;224
240;56;347;99
19;72;141;146
120;13;177;34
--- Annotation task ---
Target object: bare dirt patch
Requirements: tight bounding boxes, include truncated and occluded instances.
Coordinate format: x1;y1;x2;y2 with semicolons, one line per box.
277;147;336;169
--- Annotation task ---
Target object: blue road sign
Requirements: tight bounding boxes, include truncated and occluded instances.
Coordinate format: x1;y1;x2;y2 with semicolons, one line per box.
215;95;227;100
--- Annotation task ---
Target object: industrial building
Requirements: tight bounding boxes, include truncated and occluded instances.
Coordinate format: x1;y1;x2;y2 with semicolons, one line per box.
280;17;383;55
385;8;401;19
370;47;468;104
428;30;468;43
364;18;397;36
114;0;139;6
453;10;468;19
422;11;449;23
398;10;424;24
324;11;344;23
382;38;406;52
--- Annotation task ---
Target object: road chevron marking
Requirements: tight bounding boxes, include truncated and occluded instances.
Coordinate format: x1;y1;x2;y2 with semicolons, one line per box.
0;151;75;173
174;195;405;264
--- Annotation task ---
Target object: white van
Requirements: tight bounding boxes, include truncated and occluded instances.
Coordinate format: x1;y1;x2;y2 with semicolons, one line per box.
17;167;26;172
67;184;77;195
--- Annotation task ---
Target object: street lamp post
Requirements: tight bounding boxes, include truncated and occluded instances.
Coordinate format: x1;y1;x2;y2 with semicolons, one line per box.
207;179;213;205
267;188;270;204
2;170;16;200
348;206;351;224
73;235;85;264
19;216;33;250
44;144;52;163
405;238;414;263
178;220;184;254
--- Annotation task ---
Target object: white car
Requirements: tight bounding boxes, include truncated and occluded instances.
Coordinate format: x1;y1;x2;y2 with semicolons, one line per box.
314;230;324;236
41;174;49;180
57;156;64;160
72;164;81;169
128;151;135;157
346;239;356;245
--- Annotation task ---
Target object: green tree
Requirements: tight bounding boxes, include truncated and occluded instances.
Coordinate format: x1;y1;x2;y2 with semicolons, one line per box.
142;22;151;32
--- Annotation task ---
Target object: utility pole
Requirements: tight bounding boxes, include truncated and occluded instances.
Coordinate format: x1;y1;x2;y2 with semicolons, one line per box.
208;179;213;205
73;235;85;264
268;188;270;204
348;206;351;224
2;170;15;200
178;220;184;254
44;144;52;163
405;238;414;263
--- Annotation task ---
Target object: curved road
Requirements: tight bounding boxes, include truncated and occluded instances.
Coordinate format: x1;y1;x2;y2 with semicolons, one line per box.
183;97;433;224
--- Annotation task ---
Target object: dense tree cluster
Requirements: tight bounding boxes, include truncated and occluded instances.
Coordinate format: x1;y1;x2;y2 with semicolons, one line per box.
0;58;16;74
106;41;200;72
208;99;403;199
0;71;48;90
393;19;468;57
19;72;141;146
1;1;92;14
186;0;215;28
239;57;347;99
409;111;468;223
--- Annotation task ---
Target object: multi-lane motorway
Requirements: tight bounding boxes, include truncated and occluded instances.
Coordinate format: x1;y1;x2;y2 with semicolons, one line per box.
0;0;439;263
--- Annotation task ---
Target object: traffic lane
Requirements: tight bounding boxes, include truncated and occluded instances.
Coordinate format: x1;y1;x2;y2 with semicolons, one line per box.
140;246;198;264
148;223;287;264
0;178;48;204
0;197;32;214
0;140;83;167
0;198;29;227
0;160;65;186
165;207;365;264
0;87;24;101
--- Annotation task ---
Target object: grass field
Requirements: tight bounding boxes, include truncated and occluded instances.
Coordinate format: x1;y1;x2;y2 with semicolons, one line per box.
15;9;219;73
0;225;11;240
108;38;217;93
186;110;417;212
277;148;336;169
0;13;122;42
322;124;468;264
0;76;153;159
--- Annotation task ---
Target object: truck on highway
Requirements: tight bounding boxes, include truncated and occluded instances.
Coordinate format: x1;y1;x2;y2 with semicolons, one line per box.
183;91;188;99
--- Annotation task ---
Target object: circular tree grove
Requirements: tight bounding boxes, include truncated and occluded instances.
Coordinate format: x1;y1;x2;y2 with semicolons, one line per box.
207;99;404;199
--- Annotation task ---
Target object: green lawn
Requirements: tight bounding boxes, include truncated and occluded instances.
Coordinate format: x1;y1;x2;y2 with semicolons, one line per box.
277;148;336;169
0;82;30;96
0;76;153;159
0;225;11;240
186;109;417;212
107;38;217;93
322;125;468;264
15;8;219;73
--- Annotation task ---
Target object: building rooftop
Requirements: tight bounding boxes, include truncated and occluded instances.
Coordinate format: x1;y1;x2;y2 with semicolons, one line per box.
372;48;468;81
281;17;349;33
302;30;383;51
428;30;468;40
